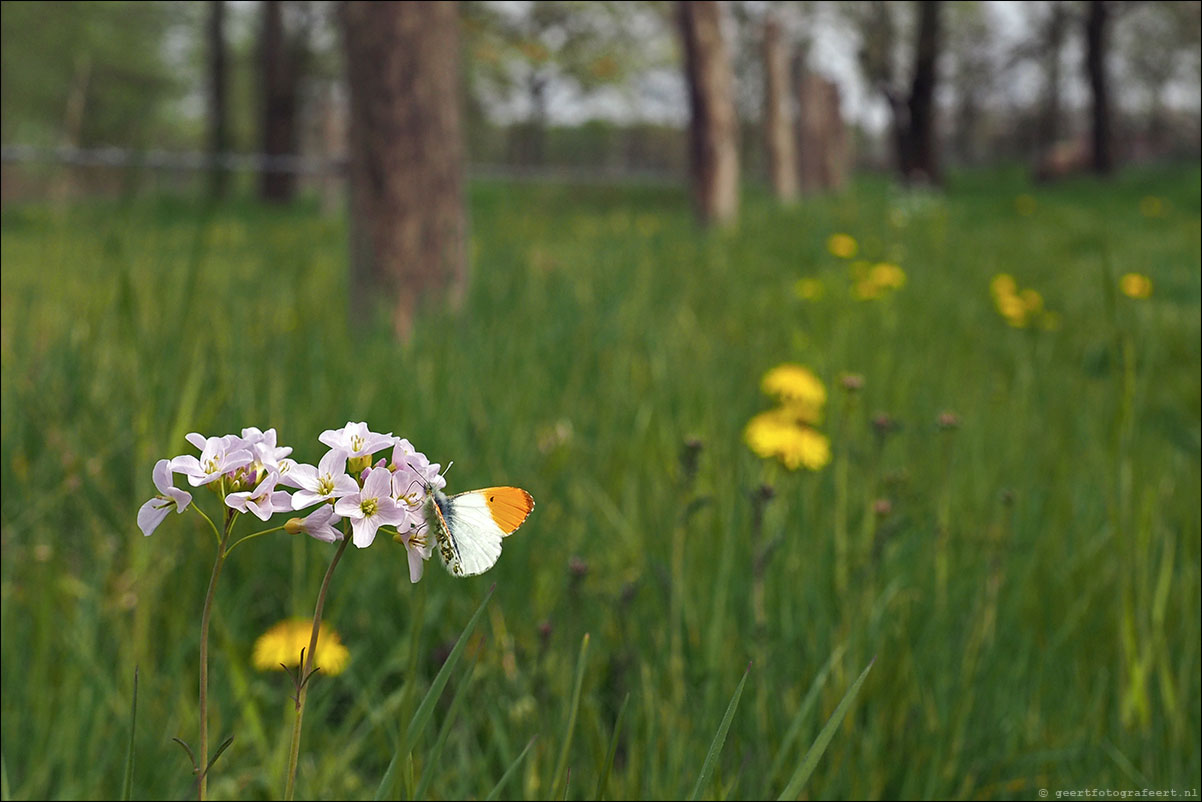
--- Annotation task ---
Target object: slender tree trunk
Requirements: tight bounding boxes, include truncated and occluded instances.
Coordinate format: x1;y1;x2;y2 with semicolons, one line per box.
207;0;229;199
822;79;848;191
342;1;466;339
761;16;797;203
1086;0;1113;174
678;0;739;226
905;0;941;184
1038;1;1067;154
796;70;826;194
260;0;300;202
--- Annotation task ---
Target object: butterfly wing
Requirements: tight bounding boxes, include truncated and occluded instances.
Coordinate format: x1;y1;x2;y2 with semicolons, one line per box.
437;487;534;577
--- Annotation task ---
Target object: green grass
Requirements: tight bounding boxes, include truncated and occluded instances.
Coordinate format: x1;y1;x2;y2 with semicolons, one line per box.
1;164;1199;800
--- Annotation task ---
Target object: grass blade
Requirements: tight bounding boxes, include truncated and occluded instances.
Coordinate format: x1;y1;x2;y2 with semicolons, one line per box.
121;666;138;801
776;658;875;801
412;651;480;800
374;584;495;801
593;692;630;800
550;633;590;798
486;736;537;801
688;662;752;800
767;643;846;784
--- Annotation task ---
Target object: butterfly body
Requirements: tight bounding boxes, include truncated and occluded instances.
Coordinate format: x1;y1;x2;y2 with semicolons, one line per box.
423;486;534;576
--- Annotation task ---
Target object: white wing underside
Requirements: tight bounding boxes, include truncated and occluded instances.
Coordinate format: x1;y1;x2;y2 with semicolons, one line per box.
446;493;505;576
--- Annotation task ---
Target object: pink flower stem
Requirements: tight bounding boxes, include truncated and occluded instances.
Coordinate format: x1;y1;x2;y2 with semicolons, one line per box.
284;533;351;800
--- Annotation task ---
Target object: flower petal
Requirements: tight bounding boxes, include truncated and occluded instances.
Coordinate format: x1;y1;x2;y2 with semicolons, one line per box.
137;499;171;536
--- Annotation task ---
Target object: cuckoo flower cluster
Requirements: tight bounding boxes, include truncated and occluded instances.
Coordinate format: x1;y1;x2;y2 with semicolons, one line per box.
138;421;445;582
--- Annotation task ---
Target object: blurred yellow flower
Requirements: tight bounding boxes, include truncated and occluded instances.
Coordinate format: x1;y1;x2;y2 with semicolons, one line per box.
827;233;858;259
990;274;1017;299
853;280;883;301
1019;288;1043;314
1015;194;1037;216
794;277;825;300
870;262;906;289
997;293;1029;327
744;416;831;471
1119;272;1153;299
1139;196;1164;218
253;618;349;676
990;274;1057;329
761;363;827;409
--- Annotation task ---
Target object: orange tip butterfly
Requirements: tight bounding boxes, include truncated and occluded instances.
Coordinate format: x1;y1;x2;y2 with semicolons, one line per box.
422;485;534;577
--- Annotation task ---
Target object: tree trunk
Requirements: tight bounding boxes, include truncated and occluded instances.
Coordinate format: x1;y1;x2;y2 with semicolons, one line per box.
342;0;466;339
1038;1;1067;155
796;71;826;194
678;0;739;226
761;16;797;203
1086;0;1113;174
822;80;848;191
260;0;301;202
207;0;229;199
905;0;941;184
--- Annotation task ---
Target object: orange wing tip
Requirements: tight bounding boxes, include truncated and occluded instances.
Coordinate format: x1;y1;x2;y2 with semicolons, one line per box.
484;487;535;534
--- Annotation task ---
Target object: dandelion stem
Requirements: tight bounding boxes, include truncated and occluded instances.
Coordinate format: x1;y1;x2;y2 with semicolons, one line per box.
285;532;351;801
197;509;236;801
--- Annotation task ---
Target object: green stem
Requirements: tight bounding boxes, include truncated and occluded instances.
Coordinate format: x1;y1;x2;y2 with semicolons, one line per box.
284;533;351;800
198;508;237;800
192;504;222;547
223;525;285;557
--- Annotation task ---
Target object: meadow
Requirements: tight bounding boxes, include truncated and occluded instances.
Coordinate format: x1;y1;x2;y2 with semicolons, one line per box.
1;165;1199;800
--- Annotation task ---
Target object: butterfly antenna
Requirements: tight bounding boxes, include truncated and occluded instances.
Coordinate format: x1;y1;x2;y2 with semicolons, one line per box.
441;460;454;477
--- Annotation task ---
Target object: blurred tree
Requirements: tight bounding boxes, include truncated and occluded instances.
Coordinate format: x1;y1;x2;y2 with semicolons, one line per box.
259;1;313;202
342;0;465;340
1037;1;1070;155
945;1;1000;166
906;1;942;184
1085;0;1114;174
0;1;186;147
1118;0;1202;157
846;0;943;184
796;72;848;193
678;0;739;226
761;14;798;202
207;0;230;198
463;1;647;166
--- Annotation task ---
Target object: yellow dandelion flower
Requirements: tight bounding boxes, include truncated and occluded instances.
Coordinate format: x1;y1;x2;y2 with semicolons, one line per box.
1015;194;1036;216
990;274;1017;299
853;279;883;301
794;277;825;300
1019;288;1043;314
1139;196;1164;218
748;403;822;431
253;618;349;676
997;293;1029;327
1119;272;1153;299
744;416;831;472
761;364;827;409
869;262;906;289
827;233;858;259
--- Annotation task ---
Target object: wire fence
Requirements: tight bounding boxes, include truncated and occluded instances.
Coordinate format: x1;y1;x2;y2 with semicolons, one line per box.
1;144;682;191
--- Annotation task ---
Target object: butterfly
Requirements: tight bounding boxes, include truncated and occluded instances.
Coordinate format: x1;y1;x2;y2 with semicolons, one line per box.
421;485;534;577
